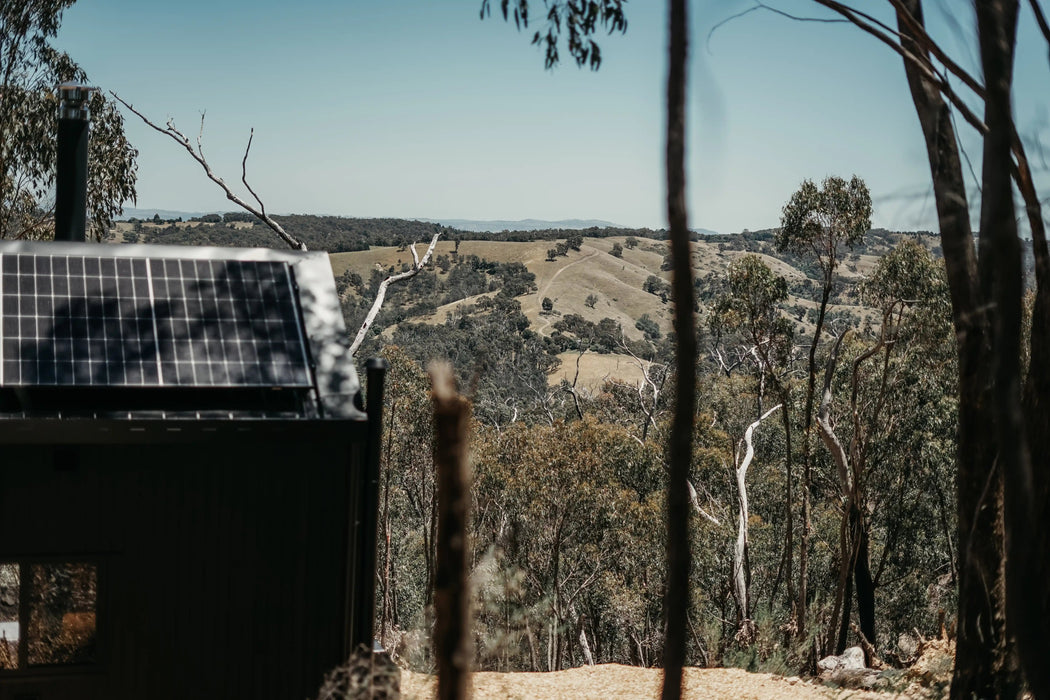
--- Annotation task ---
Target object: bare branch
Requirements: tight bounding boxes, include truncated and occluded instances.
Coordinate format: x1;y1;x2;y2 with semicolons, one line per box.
707;1;845;51
808;0;988;135
687;480;721;526
1029;0;1050;68
886;0;984;95
348;233;441;356
565;346;586;421
110;92;308;251
241;128;269;216
618;330;666;441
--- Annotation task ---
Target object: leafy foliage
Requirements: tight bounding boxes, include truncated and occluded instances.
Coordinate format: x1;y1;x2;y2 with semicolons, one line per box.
708;254;793;367
480;0;627;70
0;1;137;240
371;237;961;674
634;313;660;340
777;176;872;275
391;295;560;428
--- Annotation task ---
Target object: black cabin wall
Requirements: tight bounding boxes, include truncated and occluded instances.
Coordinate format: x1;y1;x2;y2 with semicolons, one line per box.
0;436;359;700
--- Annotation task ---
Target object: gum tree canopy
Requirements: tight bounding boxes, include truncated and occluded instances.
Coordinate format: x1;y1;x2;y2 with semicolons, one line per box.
0;0;137;240
481;0;627;69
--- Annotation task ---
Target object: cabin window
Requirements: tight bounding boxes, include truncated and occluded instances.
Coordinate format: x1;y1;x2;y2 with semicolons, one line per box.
0;560;98;671
0;563;18;669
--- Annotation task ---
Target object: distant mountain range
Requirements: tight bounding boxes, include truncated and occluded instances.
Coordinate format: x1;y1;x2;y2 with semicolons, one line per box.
421;218;720;236
117;209;722;236
119;207;221;221
419;218;628;232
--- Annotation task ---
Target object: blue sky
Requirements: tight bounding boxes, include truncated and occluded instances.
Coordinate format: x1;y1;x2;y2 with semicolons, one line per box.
57;1;1050;234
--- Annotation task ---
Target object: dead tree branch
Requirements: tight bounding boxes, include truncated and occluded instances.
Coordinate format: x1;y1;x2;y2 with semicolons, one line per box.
349;234;441;356
688;479;722;526
1028;0;1050;65
112;93;445;361
111;92;307;251
566;346;586;421
618;331;667;441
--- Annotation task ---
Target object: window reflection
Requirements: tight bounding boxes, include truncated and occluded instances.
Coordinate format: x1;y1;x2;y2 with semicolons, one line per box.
26;563;97;666
0;563;18;670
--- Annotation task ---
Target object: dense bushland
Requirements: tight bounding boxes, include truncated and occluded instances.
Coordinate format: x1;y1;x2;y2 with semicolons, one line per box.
371;238;960;675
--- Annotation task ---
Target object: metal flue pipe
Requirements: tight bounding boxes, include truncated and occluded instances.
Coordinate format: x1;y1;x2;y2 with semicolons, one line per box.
55;83;95;242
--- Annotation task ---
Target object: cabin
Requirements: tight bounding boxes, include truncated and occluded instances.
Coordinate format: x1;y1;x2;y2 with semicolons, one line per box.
0;239;385;700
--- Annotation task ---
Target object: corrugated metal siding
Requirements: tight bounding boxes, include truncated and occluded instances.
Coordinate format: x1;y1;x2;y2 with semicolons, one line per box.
0;430;362;700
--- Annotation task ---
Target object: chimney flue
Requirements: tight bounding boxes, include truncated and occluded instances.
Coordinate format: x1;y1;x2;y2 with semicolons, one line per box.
55;83;94;242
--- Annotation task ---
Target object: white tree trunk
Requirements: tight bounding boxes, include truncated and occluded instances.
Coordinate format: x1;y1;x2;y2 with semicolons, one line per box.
348;234;441;356
732;404;781;627
816;332;851;497
571;606;595;666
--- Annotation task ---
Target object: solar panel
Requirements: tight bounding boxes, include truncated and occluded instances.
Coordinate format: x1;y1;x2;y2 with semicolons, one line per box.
0;254;313;388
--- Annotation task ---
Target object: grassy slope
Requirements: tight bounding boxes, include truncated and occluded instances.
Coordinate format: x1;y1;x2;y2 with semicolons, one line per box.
328;235;880;388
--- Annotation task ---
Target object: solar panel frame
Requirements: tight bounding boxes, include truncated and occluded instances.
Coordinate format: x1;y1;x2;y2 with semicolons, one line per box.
0;253;314;389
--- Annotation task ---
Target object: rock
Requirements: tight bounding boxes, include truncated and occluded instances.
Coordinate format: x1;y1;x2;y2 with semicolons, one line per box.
822;668;880;690
817;646;865;673
897;632;918;660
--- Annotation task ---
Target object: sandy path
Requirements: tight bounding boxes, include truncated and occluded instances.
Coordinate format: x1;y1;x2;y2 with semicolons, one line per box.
400;664;895;700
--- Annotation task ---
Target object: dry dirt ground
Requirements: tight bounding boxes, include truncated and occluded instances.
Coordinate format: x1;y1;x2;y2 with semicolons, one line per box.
397;639;957;700
399;664;895;700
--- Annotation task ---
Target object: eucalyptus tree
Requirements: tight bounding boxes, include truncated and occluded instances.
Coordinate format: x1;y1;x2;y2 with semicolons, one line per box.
0;0;137;240
709;254;793;411
708;254;799;618
776;175;870;631
374;346;438;648
805;2;1049;695
727;404;781;645
471;418;665;671
814;240;953;657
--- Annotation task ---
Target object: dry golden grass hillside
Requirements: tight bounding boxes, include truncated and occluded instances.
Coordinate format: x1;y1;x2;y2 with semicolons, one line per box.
328;235;879;386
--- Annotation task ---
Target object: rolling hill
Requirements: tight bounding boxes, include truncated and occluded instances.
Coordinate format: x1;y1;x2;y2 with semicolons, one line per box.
111;215;941;389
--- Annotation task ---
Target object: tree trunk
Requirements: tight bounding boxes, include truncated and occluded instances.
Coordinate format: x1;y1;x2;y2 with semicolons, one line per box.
797;278;833;635
975;4;1032;698
430;363;472;700
835;548;853;656
573;607;595;666
895;3;1011;697
780;386;795;622
732;405;780;642
853;509;875;653
380;398;397;647
1014;21;1050;687
766;377;795;625
661;0;693;696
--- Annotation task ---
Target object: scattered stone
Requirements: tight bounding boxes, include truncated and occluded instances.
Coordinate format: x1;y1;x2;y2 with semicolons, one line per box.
821;668;880;690
817;646;865;673
897;632;919;660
